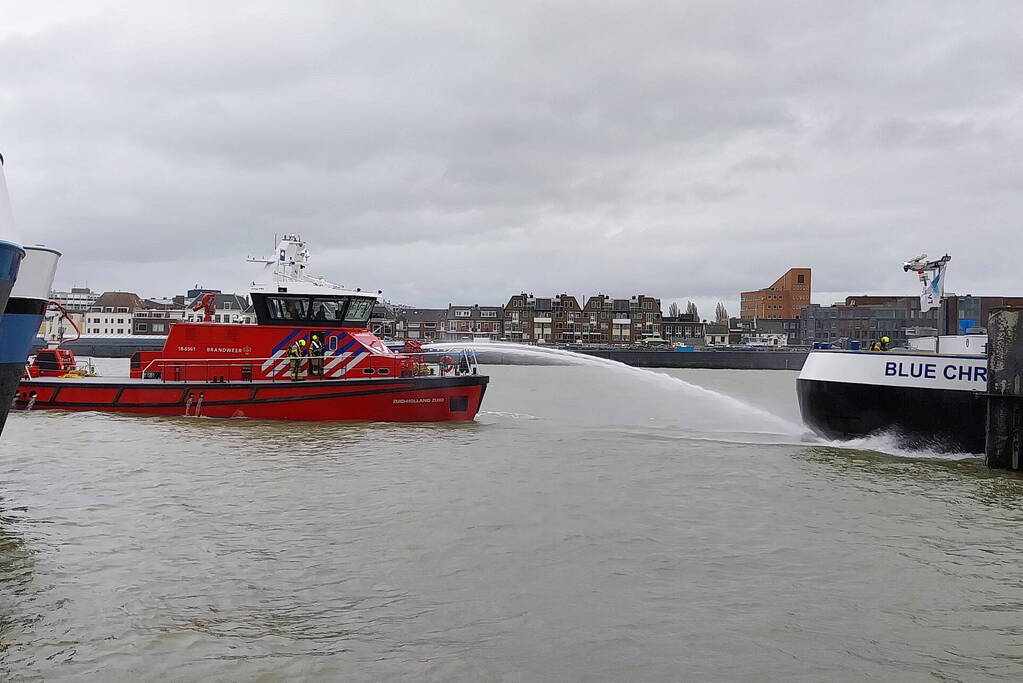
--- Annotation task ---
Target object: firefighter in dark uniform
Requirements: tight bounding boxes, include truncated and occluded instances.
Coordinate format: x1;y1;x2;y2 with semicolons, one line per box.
288;338;306;380
309;334;324;377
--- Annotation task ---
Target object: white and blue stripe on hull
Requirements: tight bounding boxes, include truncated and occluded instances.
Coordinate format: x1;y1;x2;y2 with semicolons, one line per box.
0;245;61;435
0;239;26;436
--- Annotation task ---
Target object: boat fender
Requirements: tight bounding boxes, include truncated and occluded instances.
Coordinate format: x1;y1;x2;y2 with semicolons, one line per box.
439;354;454;374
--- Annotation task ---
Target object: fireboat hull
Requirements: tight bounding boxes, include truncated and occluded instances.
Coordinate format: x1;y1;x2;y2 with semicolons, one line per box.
13;375;489;421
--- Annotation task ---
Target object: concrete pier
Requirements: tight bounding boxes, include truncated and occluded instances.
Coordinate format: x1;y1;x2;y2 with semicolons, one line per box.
985;308;1023;470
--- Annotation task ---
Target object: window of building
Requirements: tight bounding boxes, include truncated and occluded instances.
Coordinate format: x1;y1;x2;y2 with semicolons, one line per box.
454;309;471;317
797;274;805;284
137;323;148;332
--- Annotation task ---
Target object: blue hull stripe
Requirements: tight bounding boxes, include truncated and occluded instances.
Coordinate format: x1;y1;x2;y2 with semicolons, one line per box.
0;313;44;363
271;328;303;355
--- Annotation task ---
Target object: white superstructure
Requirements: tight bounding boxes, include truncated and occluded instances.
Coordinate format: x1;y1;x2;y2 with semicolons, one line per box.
10;246;60;301
246;234;378;302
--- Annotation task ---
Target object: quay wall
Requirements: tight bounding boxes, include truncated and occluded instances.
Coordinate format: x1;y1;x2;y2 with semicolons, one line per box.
33;335;809;370
450;348;808;370
572;349;806;370
32;336;165;358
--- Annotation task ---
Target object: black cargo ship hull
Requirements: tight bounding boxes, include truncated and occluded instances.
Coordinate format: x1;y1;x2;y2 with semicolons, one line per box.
797;378;986;453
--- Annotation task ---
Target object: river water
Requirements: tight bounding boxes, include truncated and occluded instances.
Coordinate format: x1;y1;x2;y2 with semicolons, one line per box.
2;362;1023;681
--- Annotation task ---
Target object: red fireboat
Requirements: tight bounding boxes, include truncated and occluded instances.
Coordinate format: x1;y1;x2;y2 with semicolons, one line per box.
13;235;487;421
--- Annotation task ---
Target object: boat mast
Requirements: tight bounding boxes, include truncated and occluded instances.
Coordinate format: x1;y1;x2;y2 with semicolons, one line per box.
903;253;952;334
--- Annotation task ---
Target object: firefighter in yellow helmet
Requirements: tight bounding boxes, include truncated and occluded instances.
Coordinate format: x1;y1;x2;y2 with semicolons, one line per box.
309;334;325;377
288;338;307;380
879;335;890;351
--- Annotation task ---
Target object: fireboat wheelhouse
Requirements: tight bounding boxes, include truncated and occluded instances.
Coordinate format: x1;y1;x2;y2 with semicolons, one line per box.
13;235;488;421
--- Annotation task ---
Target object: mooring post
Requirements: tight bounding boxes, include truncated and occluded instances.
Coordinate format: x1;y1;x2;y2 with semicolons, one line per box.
985;308;1023;470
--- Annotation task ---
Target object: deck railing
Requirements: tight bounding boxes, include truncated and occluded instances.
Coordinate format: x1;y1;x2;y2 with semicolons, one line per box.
139;348;480;383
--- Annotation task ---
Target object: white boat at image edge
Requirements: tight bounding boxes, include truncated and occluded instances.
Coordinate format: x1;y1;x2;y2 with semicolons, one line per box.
0;153;62;436
797;255;989;453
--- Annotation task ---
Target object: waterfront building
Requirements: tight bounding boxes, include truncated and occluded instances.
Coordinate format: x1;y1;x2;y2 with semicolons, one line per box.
504;292;662;344
502;293;555;343
369;302;399;338
550;294;583;344
629;294;663;341
40;287;95;341
50;286;99;312
740;318;802;347
85;292;144;335
740;268;811;319
660;314;705;346
799;294;1023;346
580;294;661;344
943;295;1023;334
502;293;532;342
705;323;729;346
443;304;504;341
799;296;939;346
578;295;613;344
182;292;251;324
133;299;187;336
399;308;447;341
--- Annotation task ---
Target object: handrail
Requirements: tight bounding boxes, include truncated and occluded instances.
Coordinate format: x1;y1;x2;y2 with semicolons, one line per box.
139;347;480;382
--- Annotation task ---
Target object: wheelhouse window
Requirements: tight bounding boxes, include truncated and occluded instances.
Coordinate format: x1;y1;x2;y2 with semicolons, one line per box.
344;298;374;324
310;297;346;321
266;296;310;320
253;293;376;326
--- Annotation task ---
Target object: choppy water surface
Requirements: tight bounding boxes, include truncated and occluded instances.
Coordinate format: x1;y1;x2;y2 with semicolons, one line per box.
3;363;1023;681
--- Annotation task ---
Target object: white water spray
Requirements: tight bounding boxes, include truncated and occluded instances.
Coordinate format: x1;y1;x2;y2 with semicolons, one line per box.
426;342;804;436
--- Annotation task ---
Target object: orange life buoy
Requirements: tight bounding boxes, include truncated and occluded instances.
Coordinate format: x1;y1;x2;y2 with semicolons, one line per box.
439;354;454;373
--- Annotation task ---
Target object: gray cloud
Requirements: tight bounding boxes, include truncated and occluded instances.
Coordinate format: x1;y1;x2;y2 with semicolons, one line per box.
1;0;1021;312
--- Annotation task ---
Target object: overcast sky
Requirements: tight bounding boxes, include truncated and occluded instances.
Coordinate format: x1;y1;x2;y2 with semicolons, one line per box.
1;1;1021;316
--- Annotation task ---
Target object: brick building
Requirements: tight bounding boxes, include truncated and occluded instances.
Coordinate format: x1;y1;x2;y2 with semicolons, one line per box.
741;268;811;319
444;304;504;341
504;292;662;344
133;298;187;335
549;294;584;343
501;294;582;343
581;294;662;343
799;296;939;347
